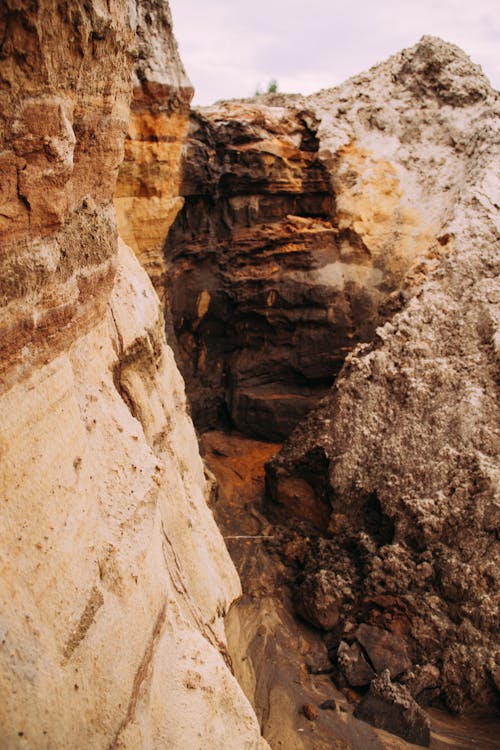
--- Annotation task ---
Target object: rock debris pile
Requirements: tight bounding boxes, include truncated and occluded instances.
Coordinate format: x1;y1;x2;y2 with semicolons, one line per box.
266;36;500;722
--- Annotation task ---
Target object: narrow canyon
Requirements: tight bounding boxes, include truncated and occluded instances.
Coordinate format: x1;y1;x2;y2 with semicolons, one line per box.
0;2;498;750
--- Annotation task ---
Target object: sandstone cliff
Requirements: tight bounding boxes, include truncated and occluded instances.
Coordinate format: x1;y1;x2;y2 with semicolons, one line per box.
114;0;193;299
0;2;267;747
266;38;500;716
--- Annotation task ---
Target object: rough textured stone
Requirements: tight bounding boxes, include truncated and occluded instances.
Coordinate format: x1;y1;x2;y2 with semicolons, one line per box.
266;37;500;715
354;623;412;679
0;3;268;748
164;88;438;440
165;36;492;442
293;569;345;631
302;703;319;721
0;0;133;395
337;641;376;687
114;0;194;298
401;664;441;706
166;105;339;438
203;432;414;750
354;670;431;747
206;432;500;749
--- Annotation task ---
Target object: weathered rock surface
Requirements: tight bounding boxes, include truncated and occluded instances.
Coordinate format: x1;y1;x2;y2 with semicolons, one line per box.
166;105;339;438
203;432;405;750
204;431;500;749
354;624;412;680
266;38;500;715
0;0;133;395
0;2;267;748
114;0;193;299
337;641;376;687
354;670;431;747
165;36;488;442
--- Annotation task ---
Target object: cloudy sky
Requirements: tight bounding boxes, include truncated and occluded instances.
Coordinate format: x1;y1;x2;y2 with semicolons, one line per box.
168;0;499;105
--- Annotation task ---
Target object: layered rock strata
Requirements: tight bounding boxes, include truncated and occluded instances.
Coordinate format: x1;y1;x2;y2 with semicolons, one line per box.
114;0;193;299
166;106;339;438
0;2;267;747
266;38;500;716
165;36;474;441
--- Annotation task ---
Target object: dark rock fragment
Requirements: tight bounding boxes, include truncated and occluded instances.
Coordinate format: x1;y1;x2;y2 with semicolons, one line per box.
293;569;342;630
401;663;440;706
319;699;337;710
337;640;376;686
354;669;431;747
355;623;412;678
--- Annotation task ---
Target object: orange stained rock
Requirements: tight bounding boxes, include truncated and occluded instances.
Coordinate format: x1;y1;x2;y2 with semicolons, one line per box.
333;141;436;282
275;476;330;529
236;137;315;162
114;109;190;296
117;112;189;198
201;431;280;504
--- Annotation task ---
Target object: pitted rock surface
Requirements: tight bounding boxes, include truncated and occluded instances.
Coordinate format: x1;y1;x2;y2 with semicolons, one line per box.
266;37;500;715
165;36;495;445
354;670;431;747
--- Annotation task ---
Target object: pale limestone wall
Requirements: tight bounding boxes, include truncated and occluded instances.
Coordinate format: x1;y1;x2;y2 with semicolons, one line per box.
0;240;267;748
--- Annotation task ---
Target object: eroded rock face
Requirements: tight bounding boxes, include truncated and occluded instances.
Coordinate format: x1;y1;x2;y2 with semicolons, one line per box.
114;0;194;299
266;38;500;715
354;670;431;747
166;105;340;438
0;3;267;748
165;36;483;441
0;0;133;395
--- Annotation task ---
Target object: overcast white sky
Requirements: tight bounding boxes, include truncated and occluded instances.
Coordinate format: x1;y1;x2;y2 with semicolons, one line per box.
168;0;499;105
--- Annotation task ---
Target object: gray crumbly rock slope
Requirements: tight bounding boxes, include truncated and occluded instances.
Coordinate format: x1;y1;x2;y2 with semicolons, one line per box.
267;36;500;714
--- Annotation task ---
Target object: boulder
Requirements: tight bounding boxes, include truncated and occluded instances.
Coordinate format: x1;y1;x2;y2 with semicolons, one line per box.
354;670;431;746
337;641;376;687
354;623;412;679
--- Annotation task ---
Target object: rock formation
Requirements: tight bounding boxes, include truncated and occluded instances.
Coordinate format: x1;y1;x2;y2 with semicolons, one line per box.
165;36;482;441
354;670;431;747
166;105;339;438
115;0;193;299
0;2;267;747
2;2;498;744
266;38;500;717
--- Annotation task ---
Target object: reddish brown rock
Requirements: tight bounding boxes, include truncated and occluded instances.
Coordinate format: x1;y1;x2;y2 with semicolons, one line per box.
0;0;133;395
302;702;319;721
165;105;340;438
165;87;436;439
115;0;193;299
354;623;411;679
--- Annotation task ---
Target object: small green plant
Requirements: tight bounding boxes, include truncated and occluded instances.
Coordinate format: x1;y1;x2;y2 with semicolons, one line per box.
254;79;279;96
